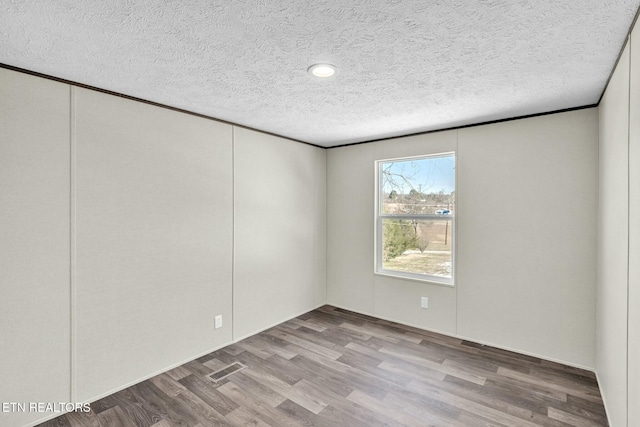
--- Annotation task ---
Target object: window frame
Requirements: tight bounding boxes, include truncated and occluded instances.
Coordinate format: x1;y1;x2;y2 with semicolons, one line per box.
374;152;456;286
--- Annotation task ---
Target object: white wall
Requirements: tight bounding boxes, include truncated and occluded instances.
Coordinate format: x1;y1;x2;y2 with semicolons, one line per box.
3;36;636;426
597;22;640;427
73;88;234;402
327;131;458;335
234;128;327;340
0;67;327;427
597;42;630;427
457;110;598;368
327;143;376;314
372;133;459;335
327;109;598;368
629;23;640;427
0;69;72;427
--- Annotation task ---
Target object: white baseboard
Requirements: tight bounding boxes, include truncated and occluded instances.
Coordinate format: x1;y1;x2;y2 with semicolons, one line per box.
594;370;613;427
26;303;327;427
326;303;595;372
454;333;595;372
27;302;597;426
232;303;327;342
25;341;231;427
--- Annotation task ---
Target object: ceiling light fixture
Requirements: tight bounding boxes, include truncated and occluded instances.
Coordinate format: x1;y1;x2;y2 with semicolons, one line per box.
308;63;337;78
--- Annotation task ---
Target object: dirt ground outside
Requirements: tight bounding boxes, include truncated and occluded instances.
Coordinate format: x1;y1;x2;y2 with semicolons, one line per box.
382;219;453;277
383;250;452;277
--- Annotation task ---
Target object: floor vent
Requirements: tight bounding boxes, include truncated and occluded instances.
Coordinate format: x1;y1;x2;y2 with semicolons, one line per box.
208;362;246;383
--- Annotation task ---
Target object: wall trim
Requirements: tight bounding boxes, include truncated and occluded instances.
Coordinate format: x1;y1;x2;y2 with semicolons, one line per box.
453;334;595;372
26;303;325;427
25;300;599;426
24;340;233;427
69;86;77;403
598;3;640;105
627;29;632;427
328;302;454;337
327;104;598;149
327;303;596;372
595;371;614;427
232;303;326;343
1;63;598;151
0;63;322;150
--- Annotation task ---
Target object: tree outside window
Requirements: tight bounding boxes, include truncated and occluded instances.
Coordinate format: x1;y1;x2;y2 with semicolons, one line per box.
376;154;455;284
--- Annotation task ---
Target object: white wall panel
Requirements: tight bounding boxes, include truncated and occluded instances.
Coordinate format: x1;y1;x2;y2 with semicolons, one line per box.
628;26;640;427
313;149;328;306
457;109;598;368
326;131;458;335
0;68;71;427
373;275;457;335
597;43;630;427
233;128;326;340
74;88;233;402
372;132;458;334
326;110;598;367
327;144;376;314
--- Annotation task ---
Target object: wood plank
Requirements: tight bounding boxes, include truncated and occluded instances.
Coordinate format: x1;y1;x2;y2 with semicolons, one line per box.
548;407;606;427
216;381;301;427
201;358;229;372
497;367;603;404
216;349;306;387
265;328;343;360
128;380;201;427
382;390;465;427
178;374;238;416
37;417;71;427
224;407;272;427
164;366;192;382
241;365;328;414
38;306;608;427
226;371;287;408
379;346;486;385
94;388;163;427
64;410;101;427
277;399;369;427
148;374;235;426
96;406;138;427
347;389;426;426
407;379;542;427
293;379;400;427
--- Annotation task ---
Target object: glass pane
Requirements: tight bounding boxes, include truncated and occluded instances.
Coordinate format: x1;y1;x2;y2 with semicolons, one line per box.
380;155;455;215
381;218;452;278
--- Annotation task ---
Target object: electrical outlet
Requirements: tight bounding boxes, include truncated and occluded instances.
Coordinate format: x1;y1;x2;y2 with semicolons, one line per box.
421;297;429;309
214;315;223;329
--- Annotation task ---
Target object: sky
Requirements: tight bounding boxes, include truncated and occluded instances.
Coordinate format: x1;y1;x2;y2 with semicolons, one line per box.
381;155;455;195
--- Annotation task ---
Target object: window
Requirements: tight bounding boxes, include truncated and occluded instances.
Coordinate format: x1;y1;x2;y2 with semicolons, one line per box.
376;153;455;285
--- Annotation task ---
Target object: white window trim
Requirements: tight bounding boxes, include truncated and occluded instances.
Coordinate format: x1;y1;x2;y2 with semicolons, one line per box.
374;153;456;286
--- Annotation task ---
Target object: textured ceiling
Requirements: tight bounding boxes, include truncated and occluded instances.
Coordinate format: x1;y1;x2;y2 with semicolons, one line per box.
1;1;639;147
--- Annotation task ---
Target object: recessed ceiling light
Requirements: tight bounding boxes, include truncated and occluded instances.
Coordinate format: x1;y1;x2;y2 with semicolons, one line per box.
308;63;337;78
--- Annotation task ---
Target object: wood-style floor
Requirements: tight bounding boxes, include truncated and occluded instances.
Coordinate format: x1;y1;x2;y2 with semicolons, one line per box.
39;306;608;427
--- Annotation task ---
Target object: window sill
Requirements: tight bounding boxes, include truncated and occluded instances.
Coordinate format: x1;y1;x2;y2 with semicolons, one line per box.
374;270;455;287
